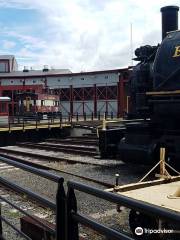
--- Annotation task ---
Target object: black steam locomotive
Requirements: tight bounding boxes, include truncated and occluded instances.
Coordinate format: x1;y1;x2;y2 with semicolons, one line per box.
99;6;180;170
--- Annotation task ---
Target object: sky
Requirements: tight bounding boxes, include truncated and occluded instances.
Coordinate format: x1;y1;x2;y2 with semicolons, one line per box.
0;0;180;72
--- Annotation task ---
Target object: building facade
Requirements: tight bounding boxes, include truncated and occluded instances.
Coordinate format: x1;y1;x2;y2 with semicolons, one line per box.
0;55;130;117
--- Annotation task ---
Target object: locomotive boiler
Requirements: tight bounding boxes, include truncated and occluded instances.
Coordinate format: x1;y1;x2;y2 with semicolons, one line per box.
99;6;180;170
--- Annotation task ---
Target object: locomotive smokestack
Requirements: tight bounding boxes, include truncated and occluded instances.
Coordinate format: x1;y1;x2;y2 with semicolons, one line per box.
161;6;179;40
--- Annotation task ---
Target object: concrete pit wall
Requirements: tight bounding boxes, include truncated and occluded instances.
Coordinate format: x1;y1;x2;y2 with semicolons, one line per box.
0;127;71;146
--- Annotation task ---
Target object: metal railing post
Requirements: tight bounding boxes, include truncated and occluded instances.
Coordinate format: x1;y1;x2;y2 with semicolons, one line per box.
117;111;119;118
0;204;2;237
36;114;38;130
18;114;20;124
111;111;113;119
105;111;107;120
23;116;25;131
59;112;62;128
56;179;66;240
66;187;79;240
76;112;79;122
91;112;94;121
8;116;11;132
48;116;50;129
84;112;86;121
68;113;71;122
70;114;73;126
98;111;100;120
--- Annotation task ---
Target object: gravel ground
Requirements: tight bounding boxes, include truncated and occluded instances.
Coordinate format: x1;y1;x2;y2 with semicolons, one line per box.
0;187;55;240
55;161;149;185
0;146;120;165
0;131;153;240
0;127;178;240
0;148;150;240
0;145;152;169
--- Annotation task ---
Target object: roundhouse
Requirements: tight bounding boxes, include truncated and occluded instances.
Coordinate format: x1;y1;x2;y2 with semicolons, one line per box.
0;55;129;117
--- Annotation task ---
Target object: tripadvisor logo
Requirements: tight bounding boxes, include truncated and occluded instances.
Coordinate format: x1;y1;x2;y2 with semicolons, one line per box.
135;227;143;235
135;227;174;235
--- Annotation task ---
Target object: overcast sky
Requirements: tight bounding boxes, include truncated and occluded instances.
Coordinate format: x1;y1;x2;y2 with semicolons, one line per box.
0;0;179;72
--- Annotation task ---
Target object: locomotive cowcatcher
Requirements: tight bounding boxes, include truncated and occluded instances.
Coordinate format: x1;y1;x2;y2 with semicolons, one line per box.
99;6;180;170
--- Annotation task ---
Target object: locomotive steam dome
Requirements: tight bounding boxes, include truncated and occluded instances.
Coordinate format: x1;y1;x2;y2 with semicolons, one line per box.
153;6;180;90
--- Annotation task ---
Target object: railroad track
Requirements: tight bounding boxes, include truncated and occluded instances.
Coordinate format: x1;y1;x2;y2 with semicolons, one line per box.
0;162;19;172
0;153;114;188
0;147;107;166
0;133;114;191
16;142;98;157
0;154;118;240
0;187;54;220
67;135;98;140
46;138;98;146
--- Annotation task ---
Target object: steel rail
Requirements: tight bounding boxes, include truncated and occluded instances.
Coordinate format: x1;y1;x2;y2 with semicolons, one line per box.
46;138;98;146
0;216;32;240
0;176;56;210
0;148;102;166
0;195;55;234
17;142;97;156
0;155;63;183
0;153;113;188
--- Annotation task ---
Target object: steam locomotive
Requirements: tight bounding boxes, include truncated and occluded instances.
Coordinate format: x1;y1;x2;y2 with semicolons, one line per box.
99;6;180;170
